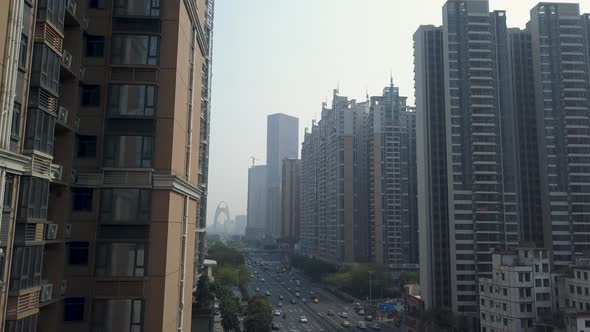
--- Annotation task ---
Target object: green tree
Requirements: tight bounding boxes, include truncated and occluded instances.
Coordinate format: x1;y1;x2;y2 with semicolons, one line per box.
214;283;242;332
243;295;272;332
194;275;214;309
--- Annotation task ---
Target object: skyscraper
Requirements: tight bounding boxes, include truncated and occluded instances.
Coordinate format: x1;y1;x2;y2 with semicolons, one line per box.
368;83;418;276
416;0;522;318
300;91;369;263
0;0;214;330
266;113;298;238
527;2;590;268
414;24;452;310
281;158;301;244
246;165;267;240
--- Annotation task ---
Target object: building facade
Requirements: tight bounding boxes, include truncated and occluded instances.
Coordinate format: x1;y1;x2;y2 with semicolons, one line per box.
300;91;369;264
266;113;298;239
368;83;418;275
246;165;266;240
415;25;452;311
0;0;214;330
281;158;301;244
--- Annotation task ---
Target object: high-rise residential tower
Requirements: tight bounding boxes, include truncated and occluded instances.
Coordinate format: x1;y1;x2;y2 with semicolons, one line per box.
281;158;301;244
416;0;522;318
368;83;418;276
414;25;452;311
527;2;590;268
0;0;215;330
300;91;369;263
266;113;298;238
246;165;267;240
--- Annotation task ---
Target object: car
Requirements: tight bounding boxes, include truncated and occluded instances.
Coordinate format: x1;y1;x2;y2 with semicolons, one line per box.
277;302;283;307
371;323;381;330
279;295;284;300
250;274;254;278
339;312;349;318
301;298;306;304
288;329;301;332
291;299;297;304
364;315;373;321
341;320;351;327
287;287;291;291
357;321;367;329
265;291;271;296
299;316;308;323
274;310;281;316
261;278;265;282
358;309;366;316
313;298;320;304
327;310;335;316
354;302;362;310
255;288;260;292
309;290;315;295
272;322;280;330
295;292;300;297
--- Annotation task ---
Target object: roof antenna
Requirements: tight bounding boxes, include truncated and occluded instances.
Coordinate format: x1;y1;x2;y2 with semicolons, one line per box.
390;69;393;85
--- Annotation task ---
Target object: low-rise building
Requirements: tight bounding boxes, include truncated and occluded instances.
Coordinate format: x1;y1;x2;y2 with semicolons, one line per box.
478;247;552;332
556;256;590;332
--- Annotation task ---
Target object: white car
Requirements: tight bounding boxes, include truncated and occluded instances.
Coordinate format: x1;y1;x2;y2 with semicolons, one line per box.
274;310;281;316
339;312;349;318
299;316;308;323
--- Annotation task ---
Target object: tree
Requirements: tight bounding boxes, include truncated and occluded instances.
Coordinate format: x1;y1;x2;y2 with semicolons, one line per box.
214;283;242;332
194;275;214;309
243;295;273;332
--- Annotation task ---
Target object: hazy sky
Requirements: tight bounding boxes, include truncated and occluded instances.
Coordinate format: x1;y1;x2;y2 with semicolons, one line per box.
206;0;590;224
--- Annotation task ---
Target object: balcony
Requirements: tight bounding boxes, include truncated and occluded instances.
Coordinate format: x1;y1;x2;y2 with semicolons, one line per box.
6;287;40;320
29;151;53;179
14;224;45;244
34;21;63;56
75;168;154;188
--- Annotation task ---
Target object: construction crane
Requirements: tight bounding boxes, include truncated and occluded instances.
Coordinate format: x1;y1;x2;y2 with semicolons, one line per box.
250;156;258;166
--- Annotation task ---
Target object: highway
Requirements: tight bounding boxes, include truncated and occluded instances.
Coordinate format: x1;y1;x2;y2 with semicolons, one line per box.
245;252;403;332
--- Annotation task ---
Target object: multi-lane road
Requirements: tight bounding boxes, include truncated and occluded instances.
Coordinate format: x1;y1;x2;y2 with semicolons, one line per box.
245;252;404;332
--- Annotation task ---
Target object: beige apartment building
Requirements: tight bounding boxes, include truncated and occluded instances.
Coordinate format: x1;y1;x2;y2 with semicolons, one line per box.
0;0;214;330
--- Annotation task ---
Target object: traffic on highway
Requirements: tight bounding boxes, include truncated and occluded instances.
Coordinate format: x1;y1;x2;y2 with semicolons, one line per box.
245;251;403;332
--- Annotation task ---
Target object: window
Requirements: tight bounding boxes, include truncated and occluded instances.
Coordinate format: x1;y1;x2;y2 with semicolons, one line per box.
100;189;150;224
96;243;146;277
77;135;97;158
103;136;153;168
108;85;157;117
18;35;27;69
9;246;43;292
113;0;160;16
24;109;55;155
72;188;93;211
89;0;105;9
5;314;38;332
18;177;49;221
81;84;101;107
64;297;85;321
92;300;144;331
31;44;60;93
86;35;104;57
11;103;21;140
111;35;160;65
67;242;89;265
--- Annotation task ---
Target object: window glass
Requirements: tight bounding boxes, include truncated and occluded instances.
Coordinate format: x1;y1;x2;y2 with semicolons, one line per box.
64;297;85;321
11;103;21;140
86;35;104;57
81;84;101;107
18;177;49;221
89;0;105;9
96;243;146;276
24;109;55;155
77;135;97;158
9;246;43;292
72;188;93;211
103;136;153;168
108;85;157;117
19;35;27;69
100;189;150;224
111;35;159;65
113;0;160;16
67;242;89;265
92;300;144;331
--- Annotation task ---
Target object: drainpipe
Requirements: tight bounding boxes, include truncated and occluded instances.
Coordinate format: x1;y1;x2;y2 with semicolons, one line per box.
178;25;197;332
0;0;23;150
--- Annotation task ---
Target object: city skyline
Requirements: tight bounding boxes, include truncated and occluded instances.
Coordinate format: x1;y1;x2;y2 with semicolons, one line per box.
207;0;590;223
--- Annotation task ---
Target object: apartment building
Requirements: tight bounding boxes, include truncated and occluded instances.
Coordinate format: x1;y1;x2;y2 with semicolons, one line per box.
246;164;266;240
0;0;214;330
281;158;301;244
368;83;418;276
266;113;298;239
556;256;590;331
478;247;552;332
414;25;452;311
300;91;369;264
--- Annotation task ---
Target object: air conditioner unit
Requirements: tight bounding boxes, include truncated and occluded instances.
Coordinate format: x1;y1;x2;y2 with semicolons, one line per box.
66;0;77;16
40;283;53;302
46;224;58;240
61;280;67;295
58;106;69;123
62;50;72;70
65;223;71;239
